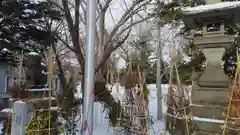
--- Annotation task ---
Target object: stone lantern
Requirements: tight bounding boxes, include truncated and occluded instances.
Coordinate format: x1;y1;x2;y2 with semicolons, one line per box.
182;2;240;134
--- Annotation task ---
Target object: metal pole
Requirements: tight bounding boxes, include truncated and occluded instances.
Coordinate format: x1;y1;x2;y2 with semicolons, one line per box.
82;0;96;134
156;0;163;120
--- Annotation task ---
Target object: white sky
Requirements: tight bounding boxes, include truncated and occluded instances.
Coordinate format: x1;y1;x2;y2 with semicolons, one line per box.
99;0;155;69
41;0;184;69
99;0;185;69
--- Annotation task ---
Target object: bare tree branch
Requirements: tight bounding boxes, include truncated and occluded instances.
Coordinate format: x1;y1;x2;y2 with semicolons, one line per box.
96;27;132;73
106;0;150;46
59;49;72;59
119;46;130;61
123;0;129;9
61;0;84;67
80;1;86;24
97;0;102;9
118;15;155;36
108;7;116;25
102;0;113;11
56;34;75;52
96;0;135;73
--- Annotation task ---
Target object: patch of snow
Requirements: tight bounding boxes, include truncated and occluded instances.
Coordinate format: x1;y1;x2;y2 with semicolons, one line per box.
1;108;12;113
28;88;50;91
73;84;167;135
192;117;224;123
116;57;126;71
148;84;170;118
182;1;240;15
15;100;25;103
107;83;126;102
1;48;9;53
62;58;79;66
76;82;82;99
0;83;225;134
41;62;46;66
4;39;10;43
87;85;167;135
42;70;46;74
28;52;39;56
24;9;36;14
15;33;21;38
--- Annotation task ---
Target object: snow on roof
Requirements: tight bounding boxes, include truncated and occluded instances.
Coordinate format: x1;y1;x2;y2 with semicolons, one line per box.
182;1;240;15
15;100;25;103
28;51;39;56
2;48;9;52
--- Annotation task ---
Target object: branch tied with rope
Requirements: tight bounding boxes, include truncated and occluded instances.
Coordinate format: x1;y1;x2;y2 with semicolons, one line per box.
164;46;192;135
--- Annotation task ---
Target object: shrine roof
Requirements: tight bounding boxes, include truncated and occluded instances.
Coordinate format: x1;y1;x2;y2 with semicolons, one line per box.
182;1;240;15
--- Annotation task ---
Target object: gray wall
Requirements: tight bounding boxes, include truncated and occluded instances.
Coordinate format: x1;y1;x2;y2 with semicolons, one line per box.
0;62;11;109
0;63;8;93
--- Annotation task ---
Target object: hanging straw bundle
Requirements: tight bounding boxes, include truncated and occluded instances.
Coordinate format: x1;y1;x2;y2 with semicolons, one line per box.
164;45;192;135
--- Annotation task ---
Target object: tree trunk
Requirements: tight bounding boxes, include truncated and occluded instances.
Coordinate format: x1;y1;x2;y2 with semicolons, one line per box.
94;81;126;126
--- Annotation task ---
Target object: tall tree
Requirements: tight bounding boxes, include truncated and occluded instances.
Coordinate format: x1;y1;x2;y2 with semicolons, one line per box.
44;0;158;127
0;0;62;86
0;0;62;134
47;0;155;85
0;0;61;52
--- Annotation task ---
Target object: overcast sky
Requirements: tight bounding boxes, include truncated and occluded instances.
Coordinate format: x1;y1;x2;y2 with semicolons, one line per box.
99;0;185;69
42;0;183;69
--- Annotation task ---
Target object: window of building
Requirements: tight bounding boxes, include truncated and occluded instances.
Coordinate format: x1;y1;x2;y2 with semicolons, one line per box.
4;77;11;93
207;23;221;32
191;0;206;6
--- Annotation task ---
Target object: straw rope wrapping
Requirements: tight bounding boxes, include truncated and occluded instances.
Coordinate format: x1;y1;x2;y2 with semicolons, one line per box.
2;47;71;135
222;48;240;135
25;47;59;135
113;59;150;135
164;46;191;135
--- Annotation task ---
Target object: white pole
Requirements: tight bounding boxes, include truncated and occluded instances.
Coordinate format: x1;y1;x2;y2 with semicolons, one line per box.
82;0;96;134
156;0;163;120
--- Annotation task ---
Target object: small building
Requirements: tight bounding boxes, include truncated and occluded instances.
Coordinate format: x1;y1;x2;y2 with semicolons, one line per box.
0;48;61;120
0;48;18;110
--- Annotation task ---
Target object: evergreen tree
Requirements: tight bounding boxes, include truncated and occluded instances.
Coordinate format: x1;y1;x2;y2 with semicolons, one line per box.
0;0;62;86
0;0;61;53
0;0;61;132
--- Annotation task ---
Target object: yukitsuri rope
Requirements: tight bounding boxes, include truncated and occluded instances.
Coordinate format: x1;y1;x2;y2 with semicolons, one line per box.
222;49;240;135
47;47;54;135
165;46;190;135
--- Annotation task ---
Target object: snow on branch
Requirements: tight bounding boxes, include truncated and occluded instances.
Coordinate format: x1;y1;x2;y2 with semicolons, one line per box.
182;1;240;15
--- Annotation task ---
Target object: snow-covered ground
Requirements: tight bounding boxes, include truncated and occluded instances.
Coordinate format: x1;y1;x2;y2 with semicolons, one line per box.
0;84;168;135
0;83;225;135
